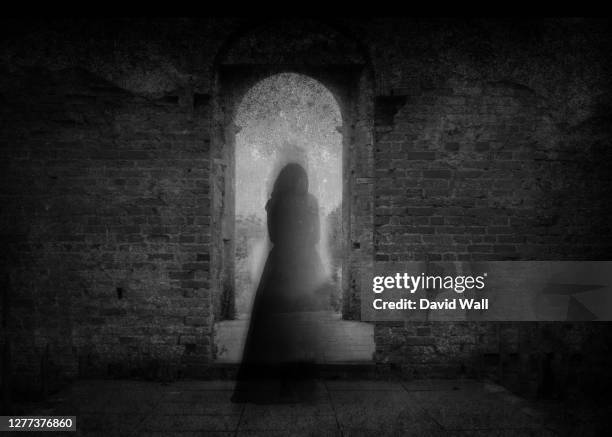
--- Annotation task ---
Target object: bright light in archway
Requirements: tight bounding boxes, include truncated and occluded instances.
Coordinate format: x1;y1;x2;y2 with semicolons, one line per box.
235;73;343;316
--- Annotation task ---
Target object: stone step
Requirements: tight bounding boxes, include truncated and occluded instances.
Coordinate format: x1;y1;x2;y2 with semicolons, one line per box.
214;311;375;364
183;362;385;380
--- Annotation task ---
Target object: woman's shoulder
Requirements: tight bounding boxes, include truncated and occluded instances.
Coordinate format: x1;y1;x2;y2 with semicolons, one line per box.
306;193;318;204
306;193;319;211
267;193;318;211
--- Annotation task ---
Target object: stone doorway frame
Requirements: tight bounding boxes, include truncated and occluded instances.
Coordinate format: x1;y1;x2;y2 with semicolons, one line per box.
209;25;375;332
210;65;374;325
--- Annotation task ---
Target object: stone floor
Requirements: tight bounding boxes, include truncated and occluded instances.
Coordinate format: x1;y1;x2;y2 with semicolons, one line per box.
8;378;609;436
214;311;375;363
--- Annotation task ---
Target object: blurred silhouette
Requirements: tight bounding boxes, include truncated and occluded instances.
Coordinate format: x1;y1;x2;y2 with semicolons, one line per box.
232;163;327;404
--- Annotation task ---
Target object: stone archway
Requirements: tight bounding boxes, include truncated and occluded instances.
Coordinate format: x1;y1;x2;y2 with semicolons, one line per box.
233;72;343;318
210;20;375;362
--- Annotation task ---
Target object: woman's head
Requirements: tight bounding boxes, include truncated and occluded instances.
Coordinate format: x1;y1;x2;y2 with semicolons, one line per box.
272;163;308;198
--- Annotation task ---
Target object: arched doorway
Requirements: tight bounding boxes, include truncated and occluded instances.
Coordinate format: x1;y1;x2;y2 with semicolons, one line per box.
210;20;375;363
234;73;343;319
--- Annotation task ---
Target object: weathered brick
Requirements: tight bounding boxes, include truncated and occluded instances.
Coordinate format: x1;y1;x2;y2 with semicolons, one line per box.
423;170;452;179
406;152;436;160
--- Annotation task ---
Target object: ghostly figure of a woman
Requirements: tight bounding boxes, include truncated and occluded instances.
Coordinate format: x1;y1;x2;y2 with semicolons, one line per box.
232;163;326;404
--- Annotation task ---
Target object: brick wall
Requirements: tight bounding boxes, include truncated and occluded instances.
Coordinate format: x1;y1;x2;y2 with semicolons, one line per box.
371;27;612;394
374;78;612;262
1;66;213;390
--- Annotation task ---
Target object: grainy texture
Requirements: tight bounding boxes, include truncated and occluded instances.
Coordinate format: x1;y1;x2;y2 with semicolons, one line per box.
1;18;611;399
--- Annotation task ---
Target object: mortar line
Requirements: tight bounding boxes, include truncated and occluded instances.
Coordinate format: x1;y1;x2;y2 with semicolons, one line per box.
130;382;169;436
233;402;245;437
323;380;344;437
399;381;446;432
